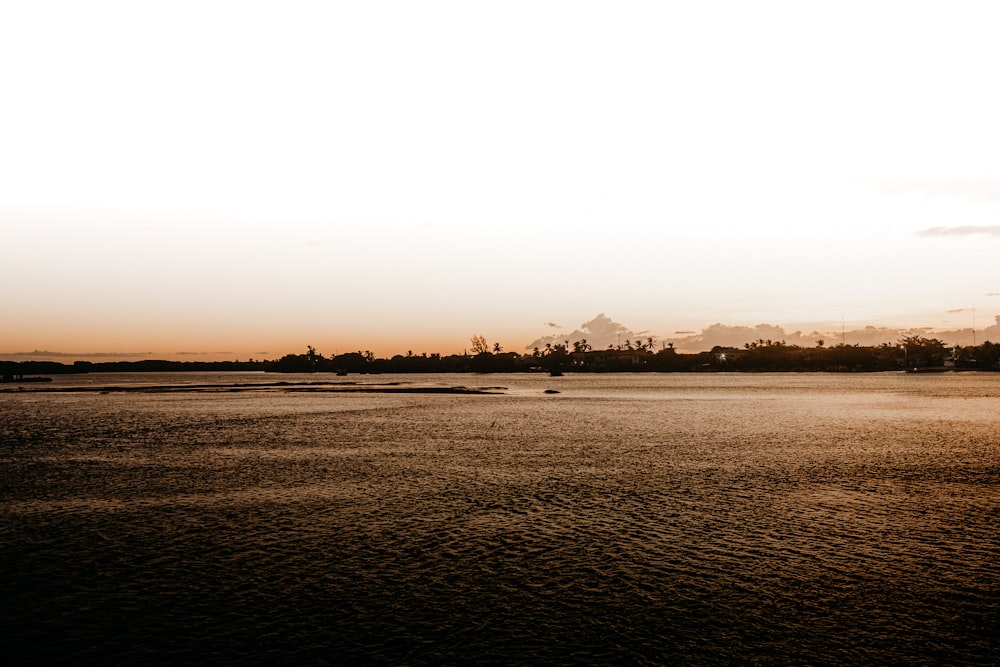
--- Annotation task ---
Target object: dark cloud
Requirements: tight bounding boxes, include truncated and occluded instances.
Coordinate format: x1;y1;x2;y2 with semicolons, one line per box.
545;322;561;329
947;308;967;313
918;225;1000;237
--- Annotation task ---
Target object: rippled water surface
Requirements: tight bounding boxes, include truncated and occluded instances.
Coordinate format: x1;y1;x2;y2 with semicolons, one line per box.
2;372;998;664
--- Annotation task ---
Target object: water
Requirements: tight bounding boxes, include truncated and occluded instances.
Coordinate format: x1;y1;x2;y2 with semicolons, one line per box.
2;372;998;665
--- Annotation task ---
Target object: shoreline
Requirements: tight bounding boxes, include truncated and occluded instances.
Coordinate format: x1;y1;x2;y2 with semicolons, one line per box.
1;380;506;395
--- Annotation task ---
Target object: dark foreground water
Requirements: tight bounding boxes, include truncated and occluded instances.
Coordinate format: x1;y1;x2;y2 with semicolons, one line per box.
2;372;998;665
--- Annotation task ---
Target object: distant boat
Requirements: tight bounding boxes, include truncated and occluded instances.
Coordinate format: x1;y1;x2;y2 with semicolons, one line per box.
905;360;956;373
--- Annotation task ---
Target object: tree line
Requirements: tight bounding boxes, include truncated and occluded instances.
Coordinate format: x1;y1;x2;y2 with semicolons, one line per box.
3;335;999;379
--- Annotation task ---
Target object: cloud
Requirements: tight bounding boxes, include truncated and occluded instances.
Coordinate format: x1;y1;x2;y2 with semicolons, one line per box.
660;316;1000;352
527;313;641;351
878;181;1000;202
987;293;1000;297
544;322;561;329
661;323;930;351
918;225;1000;237
662;323;821;352
928;315;1000;346
0;350;154;360
947;308;968;313
526;313;1000;354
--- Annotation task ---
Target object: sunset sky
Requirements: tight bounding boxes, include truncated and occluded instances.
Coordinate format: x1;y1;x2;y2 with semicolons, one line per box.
3;1;999;360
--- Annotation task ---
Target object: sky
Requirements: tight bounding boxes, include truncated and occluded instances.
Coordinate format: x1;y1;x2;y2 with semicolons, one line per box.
2;1;999;360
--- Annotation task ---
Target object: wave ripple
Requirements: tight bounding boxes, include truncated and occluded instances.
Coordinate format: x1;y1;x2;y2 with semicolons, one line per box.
2;373;998;664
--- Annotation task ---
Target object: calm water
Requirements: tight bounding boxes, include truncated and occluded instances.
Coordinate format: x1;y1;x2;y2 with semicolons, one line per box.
2;372;998;665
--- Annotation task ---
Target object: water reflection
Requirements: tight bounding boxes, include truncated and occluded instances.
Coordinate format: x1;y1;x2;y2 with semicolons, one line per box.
2;373;998;664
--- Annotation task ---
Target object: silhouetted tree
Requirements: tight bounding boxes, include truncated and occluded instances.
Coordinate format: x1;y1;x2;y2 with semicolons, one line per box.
899;334;948;368
470;335;490;355
542;342;569;374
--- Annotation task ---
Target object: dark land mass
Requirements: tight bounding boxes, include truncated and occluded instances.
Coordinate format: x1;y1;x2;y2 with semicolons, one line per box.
5;381;504;395
3;336;999;380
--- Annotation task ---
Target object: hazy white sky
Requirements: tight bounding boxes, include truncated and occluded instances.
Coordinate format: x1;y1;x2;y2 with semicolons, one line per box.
2;1;999;358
